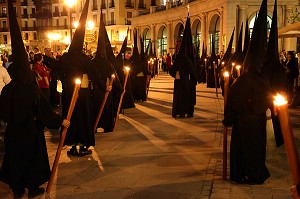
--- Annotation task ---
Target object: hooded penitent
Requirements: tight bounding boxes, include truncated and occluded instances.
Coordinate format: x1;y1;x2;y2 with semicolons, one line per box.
92;8;117;132
197;42;207;83
242;18;250;61
207;34;220;88
130;30;147;101
223;0;272;184
0;0;64;191
261;0;286;147
169;16;197;118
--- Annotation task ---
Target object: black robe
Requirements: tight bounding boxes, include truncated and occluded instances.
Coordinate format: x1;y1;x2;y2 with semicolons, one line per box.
0;80;63;189
59;52;98;146
223;71;272;184
170;56;197;118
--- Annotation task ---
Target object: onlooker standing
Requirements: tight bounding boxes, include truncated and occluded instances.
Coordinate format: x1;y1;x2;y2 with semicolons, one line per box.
0;65;11;95
166;53;172;74
33;53;51;101
285;51;299;104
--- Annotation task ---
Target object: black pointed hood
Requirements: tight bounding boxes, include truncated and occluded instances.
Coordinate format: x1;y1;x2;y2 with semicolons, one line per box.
116;27;129;60
243;0;268;74
95;8;107;59
7;0;34;85
130;29;143;75
69;0;89;53
261;0;286;92
236;23;243;53
222;28;235;64
242;18;250;58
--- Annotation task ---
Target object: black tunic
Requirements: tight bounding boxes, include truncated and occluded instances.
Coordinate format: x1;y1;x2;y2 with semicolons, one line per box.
59;52;98;146
223;71;272;184
0;81;63;189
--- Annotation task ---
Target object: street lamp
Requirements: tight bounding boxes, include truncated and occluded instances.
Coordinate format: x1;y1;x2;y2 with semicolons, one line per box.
65;0;76;44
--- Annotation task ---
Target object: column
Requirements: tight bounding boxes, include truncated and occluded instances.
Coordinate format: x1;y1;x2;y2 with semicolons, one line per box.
284;5;293;50
219;7;224;52
167;22;174;54
151;24;156;51
201;13;207;55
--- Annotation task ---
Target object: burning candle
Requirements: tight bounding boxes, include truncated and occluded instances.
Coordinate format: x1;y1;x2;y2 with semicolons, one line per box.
236;65;241;77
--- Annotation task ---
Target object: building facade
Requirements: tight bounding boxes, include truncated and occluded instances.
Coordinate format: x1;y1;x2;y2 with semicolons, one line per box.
0;0;298;55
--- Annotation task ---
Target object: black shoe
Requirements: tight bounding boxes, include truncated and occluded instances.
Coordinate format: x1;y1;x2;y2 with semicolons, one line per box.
28;187;45;198
67;146;78;156
78;147;92;156
13;188;25;198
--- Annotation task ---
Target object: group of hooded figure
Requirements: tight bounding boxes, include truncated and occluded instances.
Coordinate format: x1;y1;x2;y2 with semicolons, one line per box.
0;0;154;197
171;0;288;185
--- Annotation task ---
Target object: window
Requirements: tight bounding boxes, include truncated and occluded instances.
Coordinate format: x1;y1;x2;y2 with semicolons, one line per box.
93;14;97;24
55;6;59;12
34;33;37;40
24;21;28;28
56;19;59;26
33;21;36;27
25;33;29;40
32;8;35;14
2;7;6;15
2;21;6;28
23;8;27;15
3;35;7;44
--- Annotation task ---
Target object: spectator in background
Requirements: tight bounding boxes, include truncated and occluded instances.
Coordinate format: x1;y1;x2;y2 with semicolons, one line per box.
33;53;51;101
0;64;11;95
285;51;299;105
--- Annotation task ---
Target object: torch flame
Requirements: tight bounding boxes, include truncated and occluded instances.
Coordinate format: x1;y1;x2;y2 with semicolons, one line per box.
236;65;241;70
125;67;130;72
75;79;81;85
223;71;229;77
273;94;288;106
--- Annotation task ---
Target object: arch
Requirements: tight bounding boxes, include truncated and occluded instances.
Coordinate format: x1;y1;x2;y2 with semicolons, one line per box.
174;22;184;53
191;18;201;51
157;25;167;56
248;12;272;38
208;14;220;54
143;27;151;53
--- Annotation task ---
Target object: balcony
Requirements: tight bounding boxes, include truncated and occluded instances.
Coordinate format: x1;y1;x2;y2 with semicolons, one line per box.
22;27;37;31
125;19;131;25
139;9;150;16
53;11;60;17
36;12;52;18
155;5;166;12
61;11;68;16
109;2;115;8
0;28;8;32
105;20;116;26
22;13;29;18
30;13;36;18
125;2;134;8
171;1;182;8
100;3;106;9
0;13;7;18
21;1;28;6
138;3;146;9
92;5;98;11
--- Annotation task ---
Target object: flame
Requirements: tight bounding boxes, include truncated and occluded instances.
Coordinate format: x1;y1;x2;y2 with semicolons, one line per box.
75;79;81;85
273;94;288;106
223;71;229;77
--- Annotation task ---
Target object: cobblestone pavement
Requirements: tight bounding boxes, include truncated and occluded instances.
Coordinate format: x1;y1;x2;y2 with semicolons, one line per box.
0;72;299;199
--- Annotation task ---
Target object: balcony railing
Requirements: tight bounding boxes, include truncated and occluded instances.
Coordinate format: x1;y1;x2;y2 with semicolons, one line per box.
36;12;52;18
109;2;115;8
0;13;7;18
22;13;29;18
22;27;37;31
100;3;106;9
125;19;131;25
139;9;150;15
92;5;98;11
125;2;134;8
30;13;36;18
155;5;166;12
21;1;28;6
61;11;68;16
138;3;146;9
0;28;8;32
53;11;60;17
171;1;183;8
105;20;116;25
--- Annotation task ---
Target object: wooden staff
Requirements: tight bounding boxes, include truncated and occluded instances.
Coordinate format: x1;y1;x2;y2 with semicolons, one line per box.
93;74;115;133
113;67;130;131
223;71;230;180
213;61;218;97
204;58;208;84
274;94;300;184
146;75;151;100
46;78;81;193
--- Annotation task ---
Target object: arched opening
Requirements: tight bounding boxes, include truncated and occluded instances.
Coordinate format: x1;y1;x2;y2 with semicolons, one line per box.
157;25;167;56
143;28;151;53
208;14;220;54
192;19;201;55
249;13;272;38
174;22;184;53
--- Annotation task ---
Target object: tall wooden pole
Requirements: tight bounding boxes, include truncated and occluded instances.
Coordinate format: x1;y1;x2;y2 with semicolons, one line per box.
274;94;300;184
46;78;81;193
93;74;115;133
113;67;130;131
223;71;230;180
